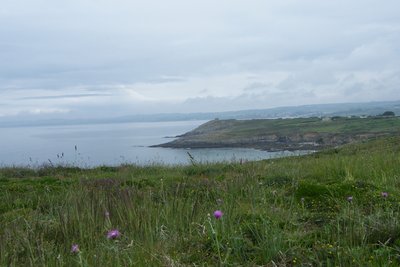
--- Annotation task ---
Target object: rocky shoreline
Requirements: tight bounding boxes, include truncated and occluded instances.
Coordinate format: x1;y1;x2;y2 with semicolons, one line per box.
151;117;400;151
152;132;390;151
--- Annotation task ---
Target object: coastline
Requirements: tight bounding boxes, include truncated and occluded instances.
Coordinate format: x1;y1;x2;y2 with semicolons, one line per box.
152;117;400;151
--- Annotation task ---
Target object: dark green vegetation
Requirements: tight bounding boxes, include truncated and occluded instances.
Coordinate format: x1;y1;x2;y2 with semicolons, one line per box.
1;136;400;266
156;116;400;151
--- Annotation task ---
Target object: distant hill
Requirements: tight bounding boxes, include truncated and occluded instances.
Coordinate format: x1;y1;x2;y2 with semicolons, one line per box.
1;100;399;127
89;100;400;122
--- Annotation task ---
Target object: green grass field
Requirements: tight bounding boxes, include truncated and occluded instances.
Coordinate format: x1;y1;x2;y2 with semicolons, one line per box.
1;136;400;266
204;116;400;136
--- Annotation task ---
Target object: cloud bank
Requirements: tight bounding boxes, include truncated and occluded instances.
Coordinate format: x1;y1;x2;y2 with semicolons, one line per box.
0;0;399;119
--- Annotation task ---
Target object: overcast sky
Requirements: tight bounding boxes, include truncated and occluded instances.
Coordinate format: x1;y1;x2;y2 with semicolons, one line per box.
1;0;400;119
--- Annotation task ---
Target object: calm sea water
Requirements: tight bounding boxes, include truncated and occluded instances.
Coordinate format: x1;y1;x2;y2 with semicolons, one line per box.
0;121;309;167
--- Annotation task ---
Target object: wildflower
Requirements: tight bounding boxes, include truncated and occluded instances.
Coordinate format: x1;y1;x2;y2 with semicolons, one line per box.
216;198;223;205
105;211;110;218
300;197;305;203
71;244;79;253
213;210;223;219
107;229;121;239
381;192;388;198
347;196;353;202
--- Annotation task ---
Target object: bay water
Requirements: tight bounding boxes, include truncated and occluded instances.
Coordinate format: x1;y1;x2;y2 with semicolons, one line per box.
0;120;308;167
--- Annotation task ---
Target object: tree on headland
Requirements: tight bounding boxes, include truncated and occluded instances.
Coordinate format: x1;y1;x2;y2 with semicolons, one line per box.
380;111;395;117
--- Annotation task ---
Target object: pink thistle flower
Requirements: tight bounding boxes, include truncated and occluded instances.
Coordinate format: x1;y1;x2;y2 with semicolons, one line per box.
347;196;353;202
213;210;223;219
107;229;121;239
381;192;389;198
71;244;79;253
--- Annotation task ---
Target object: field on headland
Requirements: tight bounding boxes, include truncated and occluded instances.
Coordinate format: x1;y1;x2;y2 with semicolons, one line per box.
155;116;400;151
1;135;400;266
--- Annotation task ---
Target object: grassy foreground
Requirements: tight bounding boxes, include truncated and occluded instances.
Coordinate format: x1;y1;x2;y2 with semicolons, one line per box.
1;137;400;266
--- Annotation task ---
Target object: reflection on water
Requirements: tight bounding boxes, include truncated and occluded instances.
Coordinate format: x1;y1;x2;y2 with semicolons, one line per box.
0;121;312;167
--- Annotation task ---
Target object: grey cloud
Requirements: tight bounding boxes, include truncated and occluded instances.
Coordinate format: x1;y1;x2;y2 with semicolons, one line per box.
301;90;316;98
243;82;273;92
0;0;400;118
342;83;365;97
146;76;187;84
277;70;337;91
17;93;112;100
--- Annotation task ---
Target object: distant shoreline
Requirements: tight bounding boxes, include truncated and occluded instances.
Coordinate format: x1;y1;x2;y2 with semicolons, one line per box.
153;116;400;151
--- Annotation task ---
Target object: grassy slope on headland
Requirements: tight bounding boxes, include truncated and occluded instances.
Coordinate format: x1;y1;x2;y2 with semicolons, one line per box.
1;136;400;266
155;116;400;151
